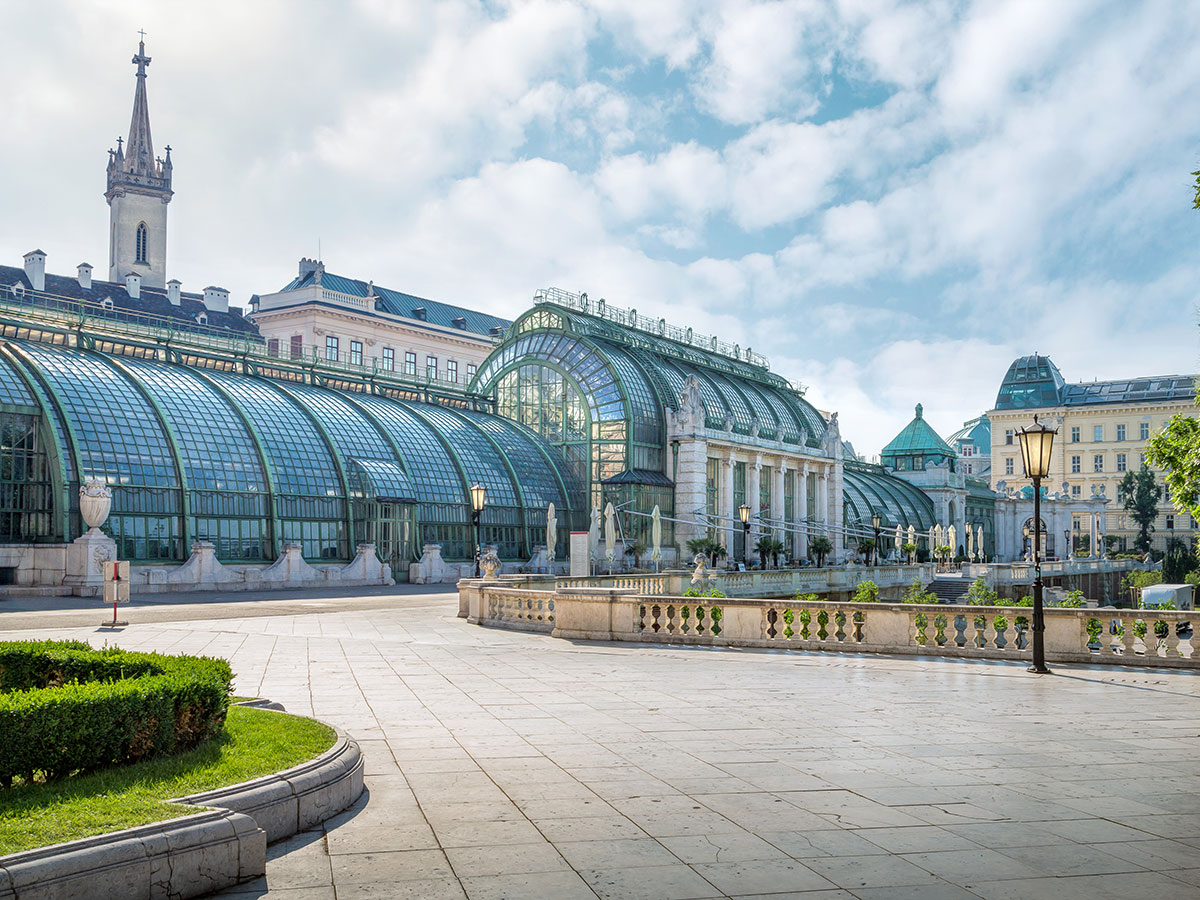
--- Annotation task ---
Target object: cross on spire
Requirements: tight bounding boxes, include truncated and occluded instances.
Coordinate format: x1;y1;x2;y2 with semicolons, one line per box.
132;32;151;77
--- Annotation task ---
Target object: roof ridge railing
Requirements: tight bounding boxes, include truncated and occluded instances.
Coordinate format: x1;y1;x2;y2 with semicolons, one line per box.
533;286;771;371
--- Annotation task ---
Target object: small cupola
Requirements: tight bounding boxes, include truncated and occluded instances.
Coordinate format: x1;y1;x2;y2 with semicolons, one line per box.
125;271;141;299
77;263;93;290
23;249;46;292
202;286;229;314
167;278;182;306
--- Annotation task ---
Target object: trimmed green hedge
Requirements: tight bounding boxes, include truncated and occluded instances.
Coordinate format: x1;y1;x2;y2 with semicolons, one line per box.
0;641;233;786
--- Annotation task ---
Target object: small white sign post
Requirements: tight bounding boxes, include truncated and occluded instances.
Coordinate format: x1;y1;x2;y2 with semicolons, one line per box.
101;560;130;627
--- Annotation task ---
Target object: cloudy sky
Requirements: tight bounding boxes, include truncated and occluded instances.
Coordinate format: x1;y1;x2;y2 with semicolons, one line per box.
2;0;1198;455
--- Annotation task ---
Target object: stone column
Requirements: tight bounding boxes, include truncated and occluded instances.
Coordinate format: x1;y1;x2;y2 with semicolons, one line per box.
748;455;762;563
1090;511;1098;559
673;439;709;559
818;468;831;560
797;463;809;561
722;456;736;557
772;461;785;541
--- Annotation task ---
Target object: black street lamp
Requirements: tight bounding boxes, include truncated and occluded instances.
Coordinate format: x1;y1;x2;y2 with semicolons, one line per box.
871;513;882;567
470;483;487;578
1017;415;1057;675
738;503;751;568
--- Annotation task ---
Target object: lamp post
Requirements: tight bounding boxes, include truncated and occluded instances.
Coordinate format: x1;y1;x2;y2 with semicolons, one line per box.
470;483;487;578
1016;415;1057;675
871;513;882;567
738;503;751;568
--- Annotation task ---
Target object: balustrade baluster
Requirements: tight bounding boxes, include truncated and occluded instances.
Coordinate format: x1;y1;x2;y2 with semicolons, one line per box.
666;604;678;635
1164;623;1182;658
1119;617;1136;656
982;615;997;650
1142;619;1160;657
962;614;978;650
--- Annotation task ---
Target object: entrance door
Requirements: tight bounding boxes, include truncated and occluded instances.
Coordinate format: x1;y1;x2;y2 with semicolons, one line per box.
375;501;414;576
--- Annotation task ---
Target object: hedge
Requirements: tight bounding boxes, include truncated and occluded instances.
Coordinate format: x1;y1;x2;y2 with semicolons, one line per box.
0;641;233;786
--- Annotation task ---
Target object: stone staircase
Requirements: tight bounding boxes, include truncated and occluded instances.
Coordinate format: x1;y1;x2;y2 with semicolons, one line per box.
928;576;972;605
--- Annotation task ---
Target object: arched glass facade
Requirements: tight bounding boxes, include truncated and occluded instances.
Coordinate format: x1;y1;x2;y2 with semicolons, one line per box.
842;462;936;534
0;341;581;567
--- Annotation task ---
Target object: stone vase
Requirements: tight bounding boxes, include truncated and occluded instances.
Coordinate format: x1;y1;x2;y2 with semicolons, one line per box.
79;478;113;532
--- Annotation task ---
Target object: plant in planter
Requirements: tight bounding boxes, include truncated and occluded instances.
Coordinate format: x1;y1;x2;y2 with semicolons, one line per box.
810;536;833;568
686;536;728;568
902;542;917;564
624;541;648;570
754;536;785;569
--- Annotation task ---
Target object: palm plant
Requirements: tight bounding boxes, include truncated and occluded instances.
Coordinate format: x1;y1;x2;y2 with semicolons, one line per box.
685;536;727;567
624;541;648;569
754;535;785;569
810;536;833;568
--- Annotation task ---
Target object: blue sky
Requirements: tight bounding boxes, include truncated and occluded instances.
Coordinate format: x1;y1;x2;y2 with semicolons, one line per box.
2;0;1198;455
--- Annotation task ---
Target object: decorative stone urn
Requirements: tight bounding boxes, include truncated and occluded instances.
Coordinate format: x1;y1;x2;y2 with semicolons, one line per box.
480;550;502;579
79;479;113;532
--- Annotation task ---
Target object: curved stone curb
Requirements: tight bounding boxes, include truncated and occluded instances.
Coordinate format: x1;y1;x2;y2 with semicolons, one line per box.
0;712;364;900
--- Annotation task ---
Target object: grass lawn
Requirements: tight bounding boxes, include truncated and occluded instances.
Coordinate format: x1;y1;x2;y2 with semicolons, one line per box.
0;706;336;856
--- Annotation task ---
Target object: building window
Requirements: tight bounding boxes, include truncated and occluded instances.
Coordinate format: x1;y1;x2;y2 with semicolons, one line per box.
1071;484;1081;498
404;351;417;376
1140;422;1150;440
1191;517;1197;529
1165;483;1172;502
1005;458;1014;475
382;348;394;371
1116;453;1126;472
1093;425;1103;442
447;360;458;383
1166;515;1175;530
1093;454;1103;472
426;355;438;380
1140;452;1146;468
1004;429;1014;445
349;340;363;365
1070;455;1081;474
1071;426;1080;443
135;222;148;264
325;336;338;361
267;338;280;358
1116;424;1126;441
289;335;303;359
467;363;477;382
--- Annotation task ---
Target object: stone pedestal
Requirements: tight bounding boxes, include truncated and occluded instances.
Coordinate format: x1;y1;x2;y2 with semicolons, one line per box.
409;543;459;584
164;541;240;587
63;528;118;587
341;543;394;584
256;543;323;586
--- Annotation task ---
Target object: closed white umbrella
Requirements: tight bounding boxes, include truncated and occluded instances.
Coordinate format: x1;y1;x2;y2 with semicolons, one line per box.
976;525;984;561
907;525;915;548
651;505;663;568
948;524;956;556
894;524;903;556
966;525;973;559
604;502;617;571
928;526;936;551
545;502;557;565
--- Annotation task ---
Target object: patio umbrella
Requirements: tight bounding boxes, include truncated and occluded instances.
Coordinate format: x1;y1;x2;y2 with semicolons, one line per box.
588;506;600;567
545;502;557;564
894;525;903;556
650;505;663;566
928;526;936;550
976;525;984;560
966;525;973;559
604;502;617;570
948;525;956;556
907;525;915;548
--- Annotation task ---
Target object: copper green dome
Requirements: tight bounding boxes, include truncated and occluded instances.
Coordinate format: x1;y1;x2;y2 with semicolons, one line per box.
881;403;956;471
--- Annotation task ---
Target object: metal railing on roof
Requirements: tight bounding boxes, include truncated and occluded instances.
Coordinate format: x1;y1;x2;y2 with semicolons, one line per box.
533;286;771;370
0;285;484;400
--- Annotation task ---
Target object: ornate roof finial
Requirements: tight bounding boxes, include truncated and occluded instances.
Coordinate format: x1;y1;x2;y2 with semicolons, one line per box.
915;402;923;418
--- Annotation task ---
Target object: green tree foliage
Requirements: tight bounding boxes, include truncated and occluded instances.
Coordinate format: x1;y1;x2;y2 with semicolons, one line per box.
810;536;833;567
852;580;880;603
1123;568;1163;606
964;576;999;606
754;535;785;568
685;536;727;567
1162;537;1196;583
1194;166;1200;209
900;578;937;604
623;542;647;568
902;542;917;563
1117;466;1162;553
1147;414;1200;524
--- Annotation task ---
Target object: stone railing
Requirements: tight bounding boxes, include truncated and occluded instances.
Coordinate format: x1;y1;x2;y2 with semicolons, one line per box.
551;563;935;600
461;582;1196;669
962;558;1144;586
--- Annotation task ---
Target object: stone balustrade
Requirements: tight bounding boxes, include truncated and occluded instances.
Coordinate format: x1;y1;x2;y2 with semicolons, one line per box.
460;581;1196;669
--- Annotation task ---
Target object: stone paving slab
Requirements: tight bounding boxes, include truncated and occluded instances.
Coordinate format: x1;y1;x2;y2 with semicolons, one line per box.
4;590;1199;900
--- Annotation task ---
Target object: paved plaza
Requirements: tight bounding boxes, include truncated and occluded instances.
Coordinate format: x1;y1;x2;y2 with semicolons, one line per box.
4;588;1200;900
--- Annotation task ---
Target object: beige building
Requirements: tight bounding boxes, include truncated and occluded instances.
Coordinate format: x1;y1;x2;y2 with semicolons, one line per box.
251;259;510;389
987;355;1197;553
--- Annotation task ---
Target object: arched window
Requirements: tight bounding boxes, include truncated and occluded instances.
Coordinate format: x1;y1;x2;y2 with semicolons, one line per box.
135;222;148;264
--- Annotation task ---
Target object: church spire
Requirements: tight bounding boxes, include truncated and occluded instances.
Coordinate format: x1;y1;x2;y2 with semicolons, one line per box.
125;37;156;177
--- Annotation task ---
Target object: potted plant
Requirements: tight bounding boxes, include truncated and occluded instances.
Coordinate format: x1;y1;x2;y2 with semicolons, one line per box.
754;535;785;569
810;536;833;568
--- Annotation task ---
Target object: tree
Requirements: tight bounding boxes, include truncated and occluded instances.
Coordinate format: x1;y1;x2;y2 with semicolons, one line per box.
1194;165;1200;209
1147;414;1200;523
810;536;832;568
1162;537;1196;583
857;538;875;563
624;541;647;569
852;580;880;602
685;536;727;567
964;576;999;606
1118;466;1162;553
902;542;917;564
754;535;785;568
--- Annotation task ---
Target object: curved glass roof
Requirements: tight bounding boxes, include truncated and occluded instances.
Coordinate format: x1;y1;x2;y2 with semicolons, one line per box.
996;355;1196;411
1;341;578;562
947;414;990;454
843;462;936;532
994;355;1066;410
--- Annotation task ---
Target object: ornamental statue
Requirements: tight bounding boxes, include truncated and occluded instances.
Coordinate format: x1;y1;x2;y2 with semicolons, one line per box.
480;549;501;579
79;478;113;532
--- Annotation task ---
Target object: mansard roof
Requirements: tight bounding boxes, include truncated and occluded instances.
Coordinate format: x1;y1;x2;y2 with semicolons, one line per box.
277;269;511;338
0;265;259;339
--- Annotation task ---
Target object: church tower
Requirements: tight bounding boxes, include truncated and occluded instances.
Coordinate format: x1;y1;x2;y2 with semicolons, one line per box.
106;38;173;289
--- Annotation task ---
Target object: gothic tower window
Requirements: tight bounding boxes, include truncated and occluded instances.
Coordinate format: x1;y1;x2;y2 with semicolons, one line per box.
135;222;148;264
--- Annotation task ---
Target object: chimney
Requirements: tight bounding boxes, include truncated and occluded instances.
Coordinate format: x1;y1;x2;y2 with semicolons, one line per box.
202;285;229;314
298;257;319;278
77;263;92;290
167;278;181;306
125;271;141;299
22;250;46;292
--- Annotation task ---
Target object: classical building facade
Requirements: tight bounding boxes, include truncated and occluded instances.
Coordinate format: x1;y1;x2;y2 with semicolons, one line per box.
250;261;509;391
988;355;1198;553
